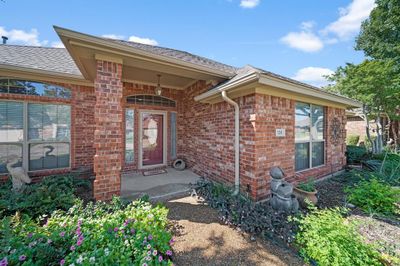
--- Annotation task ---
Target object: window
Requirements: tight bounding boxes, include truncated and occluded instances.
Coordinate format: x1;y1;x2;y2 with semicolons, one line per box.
295;102;325;171
0;79;71;99
126;95;176;107
28;104;71;171
0;100;71;173
170;112;177;159
125;109;134;163
0;101;23;173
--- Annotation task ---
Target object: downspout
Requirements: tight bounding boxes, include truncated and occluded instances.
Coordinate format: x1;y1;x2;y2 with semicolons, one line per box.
221;91;240;196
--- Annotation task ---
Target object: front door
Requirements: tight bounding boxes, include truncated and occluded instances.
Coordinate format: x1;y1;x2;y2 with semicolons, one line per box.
140;111;166;167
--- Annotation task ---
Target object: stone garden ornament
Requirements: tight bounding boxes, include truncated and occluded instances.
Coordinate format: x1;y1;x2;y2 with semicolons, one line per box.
269;167;299;213
2;155;31;192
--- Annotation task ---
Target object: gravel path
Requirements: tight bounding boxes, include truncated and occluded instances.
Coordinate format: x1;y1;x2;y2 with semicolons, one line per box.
165;196;303;266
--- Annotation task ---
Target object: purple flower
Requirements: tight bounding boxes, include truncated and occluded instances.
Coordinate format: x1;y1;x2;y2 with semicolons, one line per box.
114;227;119;232
59;231;65;237
166;250;173;256
60;259;65;265
169;238;175;245
130;229;135;234
77;219;82;226
70;245;75;251
19;255;26;262
75;228;81;235
148;235;153;240
142;264;148;266
77;239;83;246
158;255;163;262
47;239;52;244
0;257;8;266
27;233;33;238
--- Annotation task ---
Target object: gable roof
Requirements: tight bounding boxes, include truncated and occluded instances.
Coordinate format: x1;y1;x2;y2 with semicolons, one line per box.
104;38;237;75
0;44;82;77
195;65;362;108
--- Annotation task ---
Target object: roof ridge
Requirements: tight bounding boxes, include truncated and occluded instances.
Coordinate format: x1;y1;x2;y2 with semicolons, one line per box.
0;44;66;49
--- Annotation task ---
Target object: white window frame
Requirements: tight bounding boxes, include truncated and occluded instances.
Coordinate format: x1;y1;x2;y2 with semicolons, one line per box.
295;103;325;172
125;108;134;164
0;100;71;173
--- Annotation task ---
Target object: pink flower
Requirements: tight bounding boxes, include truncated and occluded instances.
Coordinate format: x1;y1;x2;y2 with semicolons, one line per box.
19;255;26;262
169;238;175;245
77;219;82;226
158;255;163;262
130;229;135;234
114;227;118;232
166;250;173;256
152;250;157;256
70;245;75;251
60;259;65;265
59;231;65;237
0;257;8;266
148;235;153;240
142;264;148;266
77;239;82;246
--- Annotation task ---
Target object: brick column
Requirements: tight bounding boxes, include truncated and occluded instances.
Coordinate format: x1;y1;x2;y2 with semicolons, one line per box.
93;60;123;201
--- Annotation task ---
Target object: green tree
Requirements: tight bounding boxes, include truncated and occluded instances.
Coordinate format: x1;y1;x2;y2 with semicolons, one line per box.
327;0;400;152
356;0;400;61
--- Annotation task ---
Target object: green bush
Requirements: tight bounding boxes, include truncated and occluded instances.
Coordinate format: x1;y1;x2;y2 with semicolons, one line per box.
346;178;400;216
347;135;360;145
0;197;174;265
294;207;382;266
346;145;368;164
0;175;90;218
296;177;316;192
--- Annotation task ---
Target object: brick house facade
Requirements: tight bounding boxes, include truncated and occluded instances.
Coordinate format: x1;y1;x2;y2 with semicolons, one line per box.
0;27;360;201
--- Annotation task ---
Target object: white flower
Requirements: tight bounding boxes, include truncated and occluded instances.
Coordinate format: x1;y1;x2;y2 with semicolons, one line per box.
76;255;83;264
147;214;154;219
124;240;129;245
104;248;110;256
89;257;95;263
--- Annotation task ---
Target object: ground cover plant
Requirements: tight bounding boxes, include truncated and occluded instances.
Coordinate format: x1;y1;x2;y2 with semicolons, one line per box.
293;207;382;266
0;174;90;218
296;178;316;192
0;197;174;265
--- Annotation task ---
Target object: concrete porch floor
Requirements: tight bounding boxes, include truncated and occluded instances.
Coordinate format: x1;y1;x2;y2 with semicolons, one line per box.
121;167;201;201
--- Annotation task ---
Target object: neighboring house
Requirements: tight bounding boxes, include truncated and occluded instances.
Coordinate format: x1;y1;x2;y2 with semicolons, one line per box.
0;27;361;201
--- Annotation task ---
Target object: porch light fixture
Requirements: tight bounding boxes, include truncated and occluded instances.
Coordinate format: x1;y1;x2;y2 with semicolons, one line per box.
155;74;162;96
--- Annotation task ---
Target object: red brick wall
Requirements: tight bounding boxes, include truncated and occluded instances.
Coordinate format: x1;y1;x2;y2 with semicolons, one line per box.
0;83;95;182
178;87;347;201
92;60;124;201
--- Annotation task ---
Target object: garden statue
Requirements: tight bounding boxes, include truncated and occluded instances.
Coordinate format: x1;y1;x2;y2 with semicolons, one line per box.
269;167;299;213
4;155;31;192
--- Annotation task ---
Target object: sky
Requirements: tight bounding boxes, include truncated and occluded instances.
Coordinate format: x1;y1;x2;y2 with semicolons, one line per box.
0;0;376;87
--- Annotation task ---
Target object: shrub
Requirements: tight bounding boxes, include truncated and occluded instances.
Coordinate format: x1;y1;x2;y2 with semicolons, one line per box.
0;197;174;265
296;178;316;192
347;135;360;145
346;178;400;216
195;180;298;245
294;207;382;266
346;145;368;164
0;174;89;218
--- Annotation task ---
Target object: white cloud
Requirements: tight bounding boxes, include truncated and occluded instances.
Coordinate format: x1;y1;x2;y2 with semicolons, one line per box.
101;34;125;40
51;41;64;48
240;0;260;8
292;67;334;87
0;26;45;46
323;0;376;39
128;35;158;46
281;31;324;53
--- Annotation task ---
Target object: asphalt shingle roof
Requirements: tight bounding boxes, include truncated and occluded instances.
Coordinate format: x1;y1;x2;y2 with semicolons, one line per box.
0;44;82;76
103;38;238;75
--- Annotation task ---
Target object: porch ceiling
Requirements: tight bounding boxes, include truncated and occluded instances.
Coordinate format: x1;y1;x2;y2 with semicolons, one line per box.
55;26;230;89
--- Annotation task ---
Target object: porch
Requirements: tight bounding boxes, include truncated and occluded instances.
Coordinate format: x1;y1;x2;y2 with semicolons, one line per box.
121;167;201;201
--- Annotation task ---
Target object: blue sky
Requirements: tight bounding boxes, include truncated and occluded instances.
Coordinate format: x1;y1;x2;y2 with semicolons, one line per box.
0;0;375;87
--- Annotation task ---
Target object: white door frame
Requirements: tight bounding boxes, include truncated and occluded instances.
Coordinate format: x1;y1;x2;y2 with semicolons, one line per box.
138;110;168;169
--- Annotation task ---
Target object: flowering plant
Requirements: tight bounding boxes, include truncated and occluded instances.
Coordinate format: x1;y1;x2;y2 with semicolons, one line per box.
0;197;174;265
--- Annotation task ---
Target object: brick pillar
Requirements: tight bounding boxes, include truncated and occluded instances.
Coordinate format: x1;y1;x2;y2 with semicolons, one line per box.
93;60;123;201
